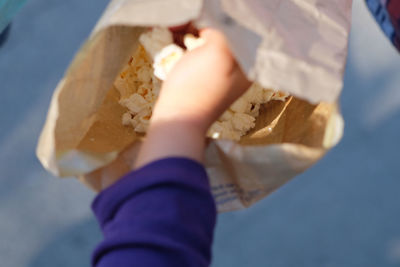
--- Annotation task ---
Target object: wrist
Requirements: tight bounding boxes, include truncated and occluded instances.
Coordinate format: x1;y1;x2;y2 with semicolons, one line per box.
151;104;211;135
134;114;207;168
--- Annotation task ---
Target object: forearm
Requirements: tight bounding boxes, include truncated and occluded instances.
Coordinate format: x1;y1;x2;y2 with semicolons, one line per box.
135;108;208;168
91;27;248;267
92;158;216;267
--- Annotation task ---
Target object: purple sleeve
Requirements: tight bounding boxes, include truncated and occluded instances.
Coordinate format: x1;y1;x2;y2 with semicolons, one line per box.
91;157;217;267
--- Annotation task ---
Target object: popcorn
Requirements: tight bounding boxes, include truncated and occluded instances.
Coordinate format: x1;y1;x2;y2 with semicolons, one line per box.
136;107;152;125
262;90;275;103
134;122;149;133
122;112;141;130
208;122;224;139
113;45;152;99
120;93;149;114
122;112;134;126
220;110;234;121
248;103;261;117
137;67;152;84
271;91;290;101
139;27;174;59
121;106;151;133
232;113;256;132
243;83;264;103
231;97;251;113
208;121;241;141
115;27;290;140
153;44;184;81
184;34;206;50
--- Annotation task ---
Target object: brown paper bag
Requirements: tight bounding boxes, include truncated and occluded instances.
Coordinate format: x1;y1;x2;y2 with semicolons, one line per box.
37;0;347;212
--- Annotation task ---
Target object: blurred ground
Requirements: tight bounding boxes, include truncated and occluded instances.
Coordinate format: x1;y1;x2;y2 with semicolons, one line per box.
0;1;400;266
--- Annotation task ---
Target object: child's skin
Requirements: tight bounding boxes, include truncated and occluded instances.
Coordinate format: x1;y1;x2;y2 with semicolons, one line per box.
92;28;250;267
83;29;245;190
135;28;250;169
95;28;249;191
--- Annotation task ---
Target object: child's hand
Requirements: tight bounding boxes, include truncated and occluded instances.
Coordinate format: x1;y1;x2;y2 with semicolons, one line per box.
92;28;251;190
152;28;250;133
135;28;250;168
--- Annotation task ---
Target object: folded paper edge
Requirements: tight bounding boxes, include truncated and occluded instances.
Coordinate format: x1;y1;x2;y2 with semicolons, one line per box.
210;141;327;213
36;79;65;177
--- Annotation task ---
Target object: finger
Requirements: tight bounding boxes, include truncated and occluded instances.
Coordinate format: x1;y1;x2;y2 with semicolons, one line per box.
199;28;229;49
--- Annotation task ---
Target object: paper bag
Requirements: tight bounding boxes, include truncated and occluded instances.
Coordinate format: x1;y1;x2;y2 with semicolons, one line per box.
37;0;350;212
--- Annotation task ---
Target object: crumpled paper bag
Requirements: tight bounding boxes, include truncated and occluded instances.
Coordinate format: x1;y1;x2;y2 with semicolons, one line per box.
37;0;350;212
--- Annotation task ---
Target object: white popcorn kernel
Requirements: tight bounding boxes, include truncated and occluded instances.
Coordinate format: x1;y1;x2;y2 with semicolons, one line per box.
134;123;148;133
220;110;234;121
139;117;151;125
137;67;152;84
232;113;256;132
243;83;264;103
184;34;205;51
208;121;242;141
122;112;133;126
248;103;261;117
208;121;225;138
136;85;154;102
137;109;152;125
144;92;154;102
231;97;251;113
120;93;149;114
137;85;149;96
122;112;140;128
132;107;152;133
153;44;184;80
271;91;290;101
262;89;275;102
139;27;174;59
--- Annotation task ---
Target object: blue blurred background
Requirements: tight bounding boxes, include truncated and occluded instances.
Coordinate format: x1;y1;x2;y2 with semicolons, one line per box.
0;0;28;33
0;0;400;266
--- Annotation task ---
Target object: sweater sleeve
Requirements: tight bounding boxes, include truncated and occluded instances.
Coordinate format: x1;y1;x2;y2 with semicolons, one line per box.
91;157;217;267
